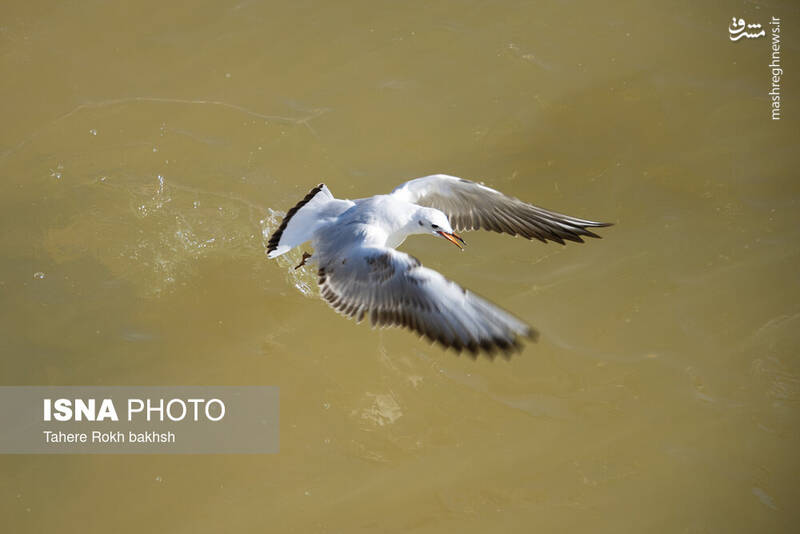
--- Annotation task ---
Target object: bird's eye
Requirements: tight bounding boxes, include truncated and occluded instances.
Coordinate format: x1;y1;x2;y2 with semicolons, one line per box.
418;220;423;226
432;224;439;230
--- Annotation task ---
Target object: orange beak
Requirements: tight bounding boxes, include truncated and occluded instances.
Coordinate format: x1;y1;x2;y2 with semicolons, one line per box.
437;231;465;250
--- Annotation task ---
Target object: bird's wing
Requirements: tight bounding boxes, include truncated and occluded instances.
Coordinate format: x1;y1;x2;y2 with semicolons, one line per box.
317;246;535;357
391;174;611;244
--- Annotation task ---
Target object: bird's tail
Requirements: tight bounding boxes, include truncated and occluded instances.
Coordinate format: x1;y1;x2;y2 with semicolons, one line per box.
267;184;333;258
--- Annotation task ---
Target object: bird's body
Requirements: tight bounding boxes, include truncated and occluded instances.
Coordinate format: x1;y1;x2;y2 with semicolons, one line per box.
268;174;611;357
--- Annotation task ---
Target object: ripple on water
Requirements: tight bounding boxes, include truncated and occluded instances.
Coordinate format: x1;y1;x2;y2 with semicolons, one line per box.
752;487;778;511
747;313;800;403
356;392;403;427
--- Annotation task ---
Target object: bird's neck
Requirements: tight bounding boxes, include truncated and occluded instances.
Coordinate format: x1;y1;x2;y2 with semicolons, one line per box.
383;204;428;249
386;222;416;249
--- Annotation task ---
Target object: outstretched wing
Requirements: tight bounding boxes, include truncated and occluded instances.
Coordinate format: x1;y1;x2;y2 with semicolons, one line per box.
317;246;535;358
391;174;611;244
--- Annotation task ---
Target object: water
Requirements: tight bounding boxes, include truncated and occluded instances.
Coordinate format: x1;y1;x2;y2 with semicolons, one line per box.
1;1;798;532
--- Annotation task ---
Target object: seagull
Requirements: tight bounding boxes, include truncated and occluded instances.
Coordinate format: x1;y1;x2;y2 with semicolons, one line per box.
267;174;611;357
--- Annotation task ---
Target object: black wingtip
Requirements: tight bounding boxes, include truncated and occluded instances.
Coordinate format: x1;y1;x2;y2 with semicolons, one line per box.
584;221;614;240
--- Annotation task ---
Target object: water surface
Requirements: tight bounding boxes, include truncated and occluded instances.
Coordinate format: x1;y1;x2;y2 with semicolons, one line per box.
1;1;798;532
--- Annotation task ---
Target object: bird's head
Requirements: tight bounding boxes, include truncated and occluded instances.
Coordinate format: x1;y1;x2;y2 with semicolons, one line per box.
414;208;465;250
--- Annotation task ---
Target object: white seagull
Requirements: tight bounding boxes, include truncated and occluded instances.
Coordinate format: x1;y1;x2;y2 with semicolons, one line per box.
267;174;611;357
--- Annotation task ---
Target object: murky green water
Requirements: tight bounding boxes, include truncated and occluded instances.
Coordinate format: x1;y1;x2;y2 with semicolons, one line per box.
2;1;799;532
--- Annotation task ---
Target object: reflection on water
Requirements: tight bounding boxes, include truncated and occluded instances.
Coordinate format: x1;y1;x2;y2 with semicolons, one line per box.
1;0;799;532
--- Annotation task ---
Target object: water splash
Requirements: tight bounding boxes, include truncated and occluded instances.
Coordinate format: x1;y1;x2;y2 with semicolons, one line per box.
259;209;318;298
44;177;265;297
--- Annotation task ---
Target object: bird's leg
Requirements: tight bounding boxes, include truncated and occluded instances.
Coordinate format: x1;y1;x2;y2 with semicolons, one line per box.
294;251;312;270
